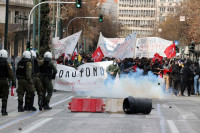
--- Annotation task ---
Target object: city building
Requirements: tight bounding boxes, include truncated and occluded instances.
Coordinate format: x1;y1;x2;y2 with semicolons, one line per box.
157;0;183;22
116;0;183;38
101;0;118;19
117;0;157;37
0;0;33;57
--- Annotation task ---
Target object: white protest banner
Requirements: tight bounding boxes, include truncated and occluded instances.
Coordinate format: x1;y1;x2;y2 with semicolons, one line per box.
135;37;172;58
135;38;148;58
98;33;137;59
54;31;82;58
148;37;172;58
54;61;113;91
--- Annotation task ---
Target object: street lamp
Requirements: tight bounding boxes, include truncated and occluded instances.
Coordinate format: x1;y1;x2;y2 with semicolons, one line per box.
18;15;28;53
66;17;99;37
27;1;85;50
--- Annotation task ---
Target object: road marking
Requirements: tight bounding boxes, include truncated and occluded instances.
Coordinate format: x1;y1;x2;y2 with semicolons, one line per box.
20;118;53;133
173;104;198;120
38;109;64;117
110;113;125;118
157;104;166;133
167;120;179;133
74;113;91;117
0;95;74;130
52;94;62;98
182;114;198;120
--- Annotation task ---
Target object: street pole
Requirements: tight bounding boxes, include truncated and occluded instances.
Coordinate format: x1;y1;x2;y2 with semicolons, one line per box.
57;0;60;37
33;0;36;49
38;0;41;54
53;3;56;38
27;1;85;47
22;20;24;53
4;0;9;50
66;17;98;37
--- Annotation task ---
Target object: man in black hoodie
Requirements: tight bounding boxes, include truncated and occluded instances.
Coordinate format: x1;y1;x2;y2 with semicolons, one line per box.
171;61;181;96
152;59;162;76
180;61;192;96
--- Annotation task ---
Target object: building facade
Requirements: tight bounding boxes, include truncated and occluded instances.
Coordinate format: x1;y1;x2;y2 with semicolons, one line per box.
118;0;157;37
117;0;183;38
0;0;33;57
157;0;183;22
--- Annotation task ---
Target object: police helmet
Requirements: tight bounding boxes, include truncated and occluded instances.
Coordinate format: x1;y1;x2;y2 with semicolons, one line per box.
22;51;31;59
0;49;8;58
30;50;36;58
44;52;52;59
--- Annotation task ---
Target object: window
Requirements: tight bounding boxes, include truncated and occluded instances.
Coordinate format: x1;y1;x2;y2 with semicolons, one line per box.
15;11;19;24
159;16;165;22
160;7;165;12
160;0;166;3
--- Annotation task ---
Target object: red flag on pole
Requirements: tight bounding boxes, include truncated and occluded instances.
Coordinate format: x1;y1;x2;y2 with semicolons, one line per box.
152;53;163;63
92;47;104;62
164;43;176;58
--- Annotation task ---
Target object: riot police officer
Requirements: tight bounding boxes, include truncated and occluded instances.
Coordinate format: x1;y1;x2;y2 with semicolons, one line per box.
0;49;15;116
40;52;57;110
24;50;43;111
16;51;35;112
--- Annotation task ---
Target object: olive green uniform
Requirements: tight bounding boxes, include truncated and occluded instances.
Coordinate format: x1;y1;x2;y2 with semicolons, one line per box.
106;64;120;77
16;59;35;111
0;59;15;115
40;61;57;108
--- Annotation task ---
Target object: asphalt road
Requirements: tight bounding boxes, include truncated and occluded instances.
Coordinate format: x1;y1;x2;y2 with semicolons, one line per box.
0;90;200;133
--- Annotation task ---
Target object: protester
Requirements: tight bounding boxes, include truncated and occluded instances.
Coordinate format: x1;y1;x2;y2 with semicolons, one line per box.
193;61;200;95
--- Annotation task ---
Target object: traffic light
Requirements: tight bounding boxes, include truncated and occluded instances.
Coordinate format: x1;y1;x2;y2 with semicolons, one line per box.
27;41;31;51
99;15;103;22
76;0;82;8
189;42;195;52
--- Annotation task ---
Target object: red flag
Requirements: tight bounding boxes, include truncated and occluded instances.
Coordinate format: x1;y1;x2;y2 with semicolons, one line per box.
164;43;176;58
152;53;163;63
92;47;104;62
71;48;78;61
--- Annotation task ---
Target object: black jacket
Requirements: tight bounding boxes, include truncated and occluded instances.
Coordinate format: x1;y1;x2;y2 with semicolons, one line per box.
193;66;200;76
172;65;181;80
180;65;191;80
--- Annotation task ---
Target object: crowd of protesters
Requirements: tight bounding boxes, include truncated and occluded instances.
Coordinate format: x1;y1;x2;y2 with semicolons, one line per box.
55;52;200;97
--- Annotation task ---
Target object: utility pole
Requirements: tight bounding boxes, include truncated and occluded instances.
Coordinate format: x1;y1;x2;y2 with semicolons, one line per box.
33;0;36;49
4;0;9;50
38;0;41;54
53;3;56;38
57;0;61;37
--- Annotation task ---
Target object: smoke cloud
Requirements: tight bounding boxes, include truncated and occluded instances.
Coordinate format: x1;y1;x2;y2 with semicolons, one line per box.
76;69;166;99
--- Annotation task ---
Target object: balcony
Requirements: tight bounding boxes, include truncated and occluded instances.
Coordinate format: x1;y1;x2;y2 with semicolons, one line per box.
0;0;33;8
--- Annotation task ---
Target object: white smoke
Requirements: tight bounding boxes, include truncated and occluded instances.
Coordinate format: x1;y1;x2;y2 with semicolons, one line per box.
76;68;166;99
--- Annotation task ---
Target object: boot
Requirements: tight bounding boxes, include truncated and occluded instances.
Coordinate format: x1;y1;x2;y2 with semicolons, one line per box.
18;101;24;112
29;94;37;111
44;101;52;110
2;106;8;116
24;96;30;111
38;98;43;111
